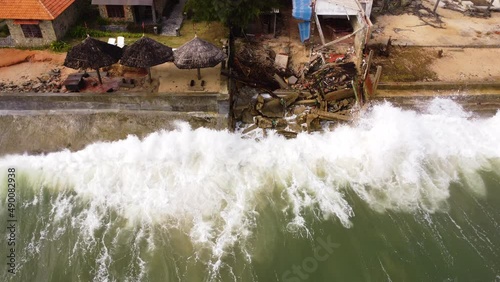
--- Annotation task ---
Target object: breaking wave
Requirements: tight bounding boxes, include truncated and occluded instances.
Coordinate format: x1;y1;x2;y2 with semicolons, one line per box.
1;98;500;279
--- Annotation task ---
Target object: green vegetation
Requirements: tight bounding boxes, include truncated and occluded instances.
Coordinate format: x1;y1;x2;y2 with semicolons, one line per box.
96;16;111;26
19;1;228;52
67;25;143;40
0;22;9;37
64;20;228;48
185;0;280;29
50;41;70;52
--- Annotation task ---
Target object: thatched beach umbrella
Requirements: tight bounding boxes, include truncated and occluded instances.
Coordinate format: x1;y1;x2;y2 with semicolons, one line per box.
173;36;227;80
120;36;174;82
64;36;123;84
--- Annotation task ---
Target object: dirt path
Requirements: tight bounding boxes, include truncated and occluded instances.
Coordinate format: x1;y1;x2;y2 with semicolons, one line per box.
0;48;224;93
430;48;500;81
369;1;500;82
371;0;500;46
0;49;73;84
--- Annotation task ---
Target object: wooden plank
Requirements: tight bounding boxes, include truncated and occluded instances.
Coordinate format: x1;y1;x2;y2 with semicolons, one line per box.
273;74;289;89
315;12;326;45
373;66;383;95
324;89;355;101
311;109;352;121
363;50;374;80
433;0;441;14
315;27;364;51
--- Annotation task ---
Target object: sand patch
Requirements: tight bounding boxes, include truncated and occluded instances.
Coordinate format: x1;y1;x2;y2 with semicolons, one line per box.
430;48;500;81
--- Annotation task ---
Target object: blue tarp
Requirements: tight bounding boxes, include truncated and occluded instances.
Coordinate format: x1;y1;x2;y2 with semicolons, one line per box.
298;21;311;42
292;0;312;21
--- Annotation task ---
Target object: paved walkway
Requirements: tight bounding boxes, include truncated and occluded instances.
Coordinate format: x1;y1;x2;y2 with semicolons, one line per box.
161;0;187;36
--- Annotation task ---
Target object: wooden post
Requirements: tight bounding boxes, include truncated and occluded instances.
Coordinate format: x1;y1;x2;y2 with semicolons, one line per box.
96;68;103;85
319;52;326;64
273;73;289;89
315;13;326;45
152;5;157;23
373;66;382;95
273;13;277;37
433;0;441;14
310;0;316;44
363;50;374;80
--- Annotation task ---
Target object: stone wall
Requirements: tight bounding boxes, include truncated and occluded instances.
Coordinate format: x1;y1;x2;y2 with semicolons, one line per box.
6;20;56;47
52;0;81;39
98;5;135;22
5;0;82;47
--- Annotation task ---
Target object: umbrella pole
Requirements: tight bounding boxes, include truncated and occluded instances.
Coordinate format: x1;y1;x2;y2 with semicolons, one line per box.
96;68;103;85
148;67;152;82
197;68;201;80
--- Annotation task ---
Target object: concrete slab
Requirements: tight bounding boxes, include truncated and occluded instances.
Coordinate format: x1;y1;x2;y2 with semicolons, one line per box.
151;62;223;93
275;54;289;69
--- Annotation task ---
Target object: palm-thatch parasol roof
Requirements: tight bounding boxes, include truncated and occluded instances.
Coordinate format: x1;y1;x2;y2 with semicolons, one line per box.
64;36;123;84
173;36;227;80
120;36;174;81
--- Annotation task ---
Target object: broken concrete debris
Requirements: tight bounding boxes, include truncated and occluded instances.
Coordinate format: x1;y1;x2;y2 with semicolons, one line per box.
234;83;357;135
232;39;359;137
442;0;496;17
275;54;289;70
0;68;63;93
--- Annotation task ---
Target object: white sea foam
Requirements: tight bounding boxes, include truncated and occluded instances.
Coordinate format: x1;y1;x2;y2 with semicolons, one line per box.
1;98;500;272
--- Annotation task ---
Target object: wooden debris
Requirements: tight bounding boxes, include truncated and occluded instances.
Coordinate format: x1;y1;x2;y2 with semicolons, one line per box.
324;89;355;101
277;130;299;139
232;39;360;137
311;109;352;122
242;124;258;134
273;73;289;89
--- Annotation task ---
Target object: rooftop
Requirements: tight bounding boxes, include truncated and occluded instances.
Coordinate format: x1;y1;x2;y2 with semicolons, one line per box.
0;0;75;20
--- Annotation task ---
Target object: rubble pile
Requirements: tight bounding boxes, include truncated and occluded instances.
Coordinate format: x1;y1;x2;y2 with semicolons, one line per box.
441;0;497;17
232;42;282;89
232;42;359;138
0;68;63;93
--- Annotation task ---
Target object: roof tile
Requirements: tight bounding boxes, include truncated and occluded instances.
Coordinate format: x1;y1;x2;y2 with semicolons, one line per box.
0;0;75;20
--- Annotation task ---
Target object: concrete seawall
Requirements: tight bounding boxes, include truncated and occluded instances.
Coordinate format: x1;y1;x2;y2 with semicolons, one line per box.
368;81;500;116
0;92;230;156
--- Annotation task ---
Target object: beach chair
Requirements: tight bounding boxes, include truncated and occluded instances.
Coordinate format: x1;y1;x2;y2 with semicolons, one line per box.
117;36;125;48
107;38;116;45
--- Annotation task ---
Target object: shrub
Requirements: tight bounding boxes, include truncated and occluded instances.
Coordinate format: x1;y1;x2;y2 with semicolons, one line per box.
0;23;9;37
96;16;110;26
68;25;111;39
68;25;88;38
50;40;70;52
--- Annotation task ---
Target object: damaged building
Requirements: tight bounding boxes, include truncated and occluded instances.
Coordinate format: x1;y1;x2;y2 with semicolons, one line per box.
231;0;373;136
293;0;372;72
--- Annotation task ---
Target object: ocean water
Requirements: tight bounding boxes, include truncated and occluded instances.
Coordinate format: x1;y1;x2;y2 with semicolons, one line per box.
1;98;500;281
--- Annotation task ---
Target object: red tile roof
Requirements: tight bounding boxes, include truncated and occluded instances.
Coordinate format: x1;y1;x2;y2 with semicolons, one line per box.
0;0;75;20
